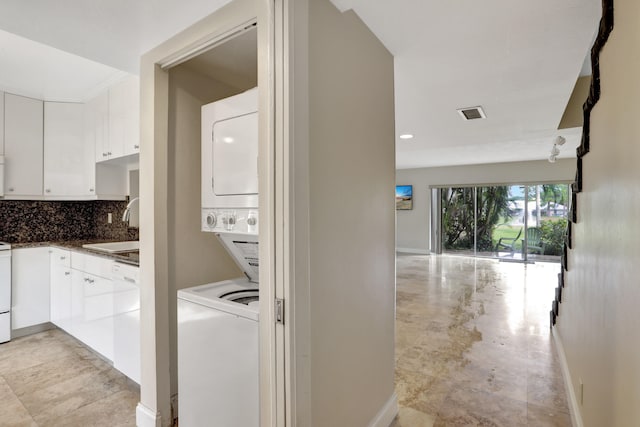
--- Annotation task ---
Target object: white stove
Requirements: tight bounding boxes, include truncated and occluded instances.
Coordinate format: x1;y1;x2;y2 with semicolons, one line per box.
0;242;12;343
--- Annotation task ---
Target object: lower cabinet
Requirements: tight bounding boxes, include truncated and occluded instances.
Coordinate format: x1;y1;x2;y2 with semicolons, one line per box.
71;270;114;361
50;248;72;332
12;247;51;330
48;248;139;383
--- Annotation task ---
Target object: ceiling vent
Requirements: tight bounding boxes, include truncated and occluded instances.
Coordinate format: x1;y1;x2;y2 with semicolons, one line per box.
457;106;486;121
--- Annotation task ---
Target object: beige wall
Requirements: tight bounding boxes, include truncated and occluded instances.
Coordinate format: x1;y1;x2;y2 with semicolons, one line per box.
396;159;576;252
166;65;243;401
297;0;397;424
558;0;640;425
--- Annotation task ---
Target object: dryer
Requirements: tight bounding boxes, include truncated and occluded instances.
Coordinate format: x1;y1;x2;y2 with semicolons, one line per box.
201;87;258;234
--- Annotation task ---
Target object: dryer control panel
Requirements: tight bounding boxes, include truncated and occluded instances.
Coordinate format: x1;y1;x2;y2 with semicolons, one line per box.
202;208;258;235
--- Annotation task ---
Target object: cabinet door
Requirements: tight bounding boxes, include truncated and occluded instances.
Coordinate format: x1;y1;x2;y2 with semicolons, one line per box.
89;92;110;163
107;82;126;160
50;248;72;331
122;76;140;157
71;268;114;361
11;247;50;329
44;102;88;196
4;94;43;196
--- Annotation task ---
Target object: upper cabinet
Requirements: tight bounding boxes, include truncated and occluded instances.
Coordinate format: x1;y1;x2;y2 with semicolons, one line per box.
4;94;44;197
96;75;140;162
44;102;95;197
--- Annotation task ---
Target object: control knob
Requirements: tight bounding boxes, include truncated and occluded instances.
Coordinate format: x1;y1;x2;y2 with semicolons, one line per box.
206;213;217;228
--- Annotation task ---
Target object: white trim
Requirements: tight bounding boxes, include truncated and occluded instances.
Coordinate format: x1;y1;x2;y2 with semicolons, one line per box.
136;403;162;427
395;247;429;255
368;392;399;427
552;327;583;427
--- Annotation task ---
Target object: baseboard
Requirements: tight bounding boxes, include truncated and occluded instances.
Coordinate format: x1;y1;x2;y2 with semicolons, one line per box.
396;247;429;255
552;327;583;427
136;403;162;427
11;322;55;339
368;392;398;427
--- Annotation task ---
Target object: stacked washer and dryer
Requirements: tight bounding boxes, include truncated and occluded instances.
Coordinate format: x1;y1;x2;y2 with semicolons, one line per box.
177;87;260;426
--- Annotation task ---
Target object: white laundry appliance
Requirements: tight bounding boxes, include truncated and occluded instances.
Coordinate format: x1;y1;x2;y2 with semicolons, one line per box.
0;242;12;343
177;87;260;426
201;86;258;235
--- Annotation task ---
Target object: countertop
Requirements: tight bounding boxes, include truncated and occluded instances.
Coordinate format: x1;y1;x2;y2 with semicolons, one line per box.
10;240;140;266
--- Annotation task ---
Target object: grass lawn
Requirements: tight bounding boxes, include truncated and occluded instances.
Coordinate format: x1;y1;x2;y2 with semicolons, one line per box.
492;225;524;250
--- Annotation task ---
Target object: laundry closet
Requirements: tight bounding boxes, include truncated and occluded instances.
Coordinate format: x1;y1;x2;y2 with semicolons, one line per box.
160;23;259;424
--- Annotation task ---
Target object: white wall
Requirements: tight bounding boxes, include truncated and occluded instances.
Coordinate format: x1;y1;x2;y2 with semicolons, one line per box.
557;0;640;425
396;159;576;253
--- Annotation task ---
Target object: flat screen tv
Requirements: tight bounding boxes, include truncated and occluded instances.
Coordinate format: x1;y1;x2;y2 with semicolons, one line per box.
396;185;413;210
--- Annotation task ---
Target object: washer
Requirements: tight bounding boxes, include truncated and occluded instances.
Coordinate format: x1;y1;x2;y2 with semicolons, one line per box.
177;232;259;427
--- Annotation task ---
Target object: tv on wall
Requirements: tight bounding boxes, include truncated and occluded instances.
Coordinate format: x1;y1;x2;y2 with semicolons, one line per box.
396;185;413;210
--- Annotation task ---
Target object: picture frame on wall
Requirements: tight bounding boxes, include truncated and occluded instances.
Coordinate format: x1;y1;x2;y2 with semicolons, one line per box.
396;185;413;210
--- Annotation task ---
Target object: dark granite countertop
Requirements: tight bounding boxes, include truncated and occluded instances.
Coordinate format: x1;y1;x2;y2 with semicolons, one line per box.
10;240;140;266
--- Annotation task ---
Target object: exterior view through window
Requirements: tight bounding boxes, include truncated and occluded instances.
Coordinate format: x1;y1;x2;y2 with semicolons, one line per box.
437;184;570;262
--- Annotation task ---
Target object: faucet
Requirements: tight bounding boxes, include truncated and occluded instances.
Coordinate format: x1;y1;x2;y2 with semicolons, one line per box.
122;197;140;222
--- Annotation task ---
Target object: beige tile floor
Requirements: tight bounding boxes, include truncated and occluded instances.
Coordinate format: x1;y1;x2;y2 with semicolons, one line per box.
0;329;139;426
0;254;569;427
392;254;571;427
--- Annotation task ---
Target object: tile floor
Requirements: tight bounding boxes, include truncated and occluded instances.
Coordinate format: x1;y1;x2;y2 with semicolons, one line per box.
391;254;571;427
0;328;139;426
0;254;569;427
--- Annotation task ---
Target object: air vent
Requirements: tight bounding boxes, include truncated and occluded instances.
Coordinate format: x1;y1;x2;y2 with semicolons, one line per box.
457;106;486;120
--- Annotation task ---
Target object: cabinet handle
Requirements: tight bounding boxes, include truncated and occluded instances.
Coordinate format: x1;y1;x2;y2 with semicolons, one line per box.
8;188;14;192
134;145;139;149
60;256;66;260
64;271;71;276
45;189;51;193
107;151;112;155
89;188;94;192
102;153;108;157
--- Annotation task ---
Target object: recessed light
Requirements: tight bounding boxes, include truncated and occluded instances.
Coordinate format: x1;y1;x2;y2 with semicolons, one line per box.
399;134;414;140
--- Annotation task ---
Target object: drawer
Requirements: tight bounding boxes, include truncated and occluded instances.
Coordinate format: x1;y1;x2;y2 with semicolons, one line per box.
50;248;71;267
71;252;113;279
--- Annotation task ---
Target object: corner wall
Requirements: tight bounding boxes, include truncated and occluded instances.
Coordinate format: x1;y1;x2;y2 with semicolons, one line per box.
396;159;576;253
557;0;640;425
302;1;397;425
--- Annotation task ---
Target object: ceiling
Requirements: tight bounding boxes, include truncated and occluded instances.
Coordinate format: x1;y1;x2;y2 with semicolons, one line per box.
0;0;600;168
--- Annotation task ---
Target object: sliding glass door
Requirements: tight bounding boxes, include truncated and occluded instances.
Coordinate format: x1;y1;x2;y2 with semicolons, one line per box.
437;183;569;262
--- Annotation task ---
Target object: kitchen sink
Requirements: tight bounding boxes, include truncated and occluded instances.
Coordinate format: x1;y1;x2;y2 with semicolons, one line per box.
82;241;140;253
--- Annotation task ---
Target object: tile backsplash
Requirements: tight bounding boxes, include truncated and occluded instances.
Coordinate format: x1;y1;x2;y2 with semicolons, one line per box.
0;200;139;243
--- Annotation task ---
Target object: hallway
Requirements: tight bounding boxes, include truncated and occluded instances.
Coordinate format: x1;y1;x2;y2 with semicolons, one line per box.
392;254;570;426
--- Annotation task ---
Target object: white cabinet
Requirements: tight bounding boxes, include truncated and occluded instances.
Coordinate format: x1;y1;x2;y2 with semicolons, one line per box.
71;270;114;361
70;252;115;361
11;247;50;329
112;262;140;383
88;92;111;163
49;248;72;332
94;75;140;162
109;75;140;158
44;102;94;197
4;94;43;197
